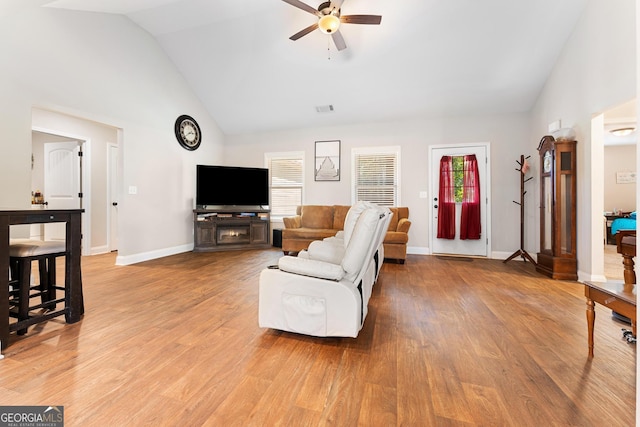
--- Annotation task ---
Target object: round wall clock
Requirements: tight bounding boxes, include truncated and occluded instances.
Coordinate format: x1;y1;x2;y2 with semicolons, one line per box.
174;115;202;151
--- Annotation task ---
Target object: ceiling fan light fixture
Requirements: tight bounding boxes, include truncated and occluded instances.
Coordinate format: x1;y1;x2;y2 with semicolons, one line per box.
318;14;340;34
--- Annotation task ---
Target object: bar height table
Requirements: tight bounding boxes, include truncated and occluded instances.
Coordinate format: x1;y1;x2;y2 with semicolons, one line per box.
0;208;84;350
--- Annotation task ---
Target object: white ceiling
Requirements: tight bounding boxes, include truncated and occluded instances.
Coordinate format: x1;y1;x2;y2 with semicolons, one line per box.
42;0;590;135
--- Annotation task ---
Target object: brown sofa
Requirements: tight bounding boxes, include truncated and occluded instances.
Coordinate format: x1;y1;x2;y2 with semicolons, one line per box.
282;205;411;263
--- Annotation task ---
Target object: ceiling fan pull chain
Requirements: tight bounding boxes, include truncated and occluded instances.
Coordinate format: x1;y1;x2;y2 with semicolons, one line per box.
327;37;331;60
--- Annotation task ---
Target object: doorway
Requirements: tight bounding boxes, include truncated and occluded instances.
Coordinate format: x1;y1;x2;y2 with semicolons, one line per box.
429;143;491;257
598;99;637;281
32;127;91;256
32;108;121;257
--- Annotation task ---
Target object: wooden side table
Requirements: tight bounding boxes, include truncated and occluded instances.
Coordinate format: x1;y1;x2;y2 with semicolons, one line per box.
584;280;636;357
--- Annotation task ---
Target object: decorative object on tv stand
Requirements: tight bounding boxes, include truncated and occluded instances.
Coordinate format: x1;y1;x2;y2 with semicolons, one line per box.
174;114;202;151
504;155;536;265
315;140;340;181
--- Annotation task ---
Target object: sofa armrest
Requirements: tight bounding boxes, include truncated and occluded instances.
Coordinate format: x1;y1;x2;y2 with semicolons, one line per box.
283;215;302;229
396;218;411;233
306;239;345;264
278;255;345;281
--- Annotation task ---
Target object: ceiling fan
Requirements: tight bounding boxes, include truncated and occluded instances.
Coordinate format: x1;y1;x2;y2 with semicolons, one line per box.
282;0;382;51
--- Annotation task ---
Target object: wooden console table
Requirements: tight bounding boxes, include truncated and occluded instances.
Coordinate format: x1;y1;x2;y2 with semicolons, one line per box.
0;208;84;350
584;280;636;357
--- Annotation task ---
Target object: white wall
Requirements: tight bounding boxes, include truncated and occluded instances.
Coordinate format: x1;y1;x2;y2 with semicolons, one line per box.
603;144;637;212
225;112;532;256
530;0;636;280
0;7;225;264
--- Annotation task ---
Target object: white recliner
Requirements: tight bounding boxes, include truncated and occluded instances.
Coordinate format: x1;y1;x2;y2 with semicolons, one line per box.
258;202;391;337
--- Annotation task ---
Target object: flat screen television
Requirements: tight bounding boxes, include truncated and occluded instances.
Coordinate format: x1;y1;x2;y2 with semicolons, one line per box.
196;165;269;208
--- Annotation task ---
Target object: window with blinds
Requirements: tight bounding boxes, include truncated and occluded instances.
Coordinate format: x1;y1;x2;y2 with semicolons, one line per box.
352;147;400;207
267;153;304;218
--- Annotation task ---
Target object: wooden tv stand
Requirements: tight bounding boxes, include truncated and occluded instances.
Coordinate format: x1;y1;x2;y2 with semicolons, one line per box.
193;208;270;252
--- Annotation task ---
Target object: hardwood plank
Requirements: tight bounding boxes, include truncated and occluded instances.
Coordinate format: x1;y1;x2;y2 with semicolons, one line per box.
357;382;397;426
319;350;369;426
244;334;317;424
294;344;343;412
396;338;438;425
461;382;516;426
205;375;272;426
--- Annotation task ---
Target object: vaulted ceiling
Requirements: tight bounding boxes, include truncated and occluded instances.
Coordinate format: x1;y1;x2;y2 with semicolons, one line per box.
41;0;589;135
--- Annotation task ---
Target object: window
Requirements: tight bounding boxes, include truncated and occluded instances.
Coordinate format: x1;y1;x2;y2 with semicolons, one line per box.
265;152;304;218
451;155;464;202
352;146;400;206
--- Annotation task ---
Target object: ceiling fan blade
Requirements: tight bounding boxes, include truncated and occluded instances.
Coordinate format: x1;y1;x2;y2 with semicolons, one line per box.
290;22;319;41
282;0;320;16
341;15;382;25
332;30;347;51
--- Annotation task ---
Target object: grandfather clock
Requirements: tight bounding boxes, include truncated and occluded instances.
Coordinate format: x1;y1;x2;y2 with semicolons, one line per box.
536;135;577;280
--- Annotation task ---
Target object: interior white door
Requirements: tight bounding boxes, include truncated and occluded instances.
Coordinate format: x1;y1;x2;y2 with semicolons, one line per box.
108;143;119;251
44;141;81;241
430;144;489;257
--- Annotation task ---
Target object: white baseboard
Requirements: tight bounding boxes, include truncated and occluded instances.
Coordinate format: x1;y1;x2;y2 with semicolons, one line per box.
115;243;193;266
578;272;607;283
91;245;110;255
407;246;430;255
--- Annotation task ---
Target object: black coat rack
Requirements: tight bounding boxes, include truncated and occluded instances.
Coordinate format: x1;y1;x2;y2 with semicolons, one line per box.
504;154;536;265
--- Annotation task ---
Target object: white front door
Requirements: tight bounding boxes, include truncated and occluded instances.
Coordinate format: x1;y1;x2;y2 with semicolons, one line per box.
44;141;82;241
430;144;490;257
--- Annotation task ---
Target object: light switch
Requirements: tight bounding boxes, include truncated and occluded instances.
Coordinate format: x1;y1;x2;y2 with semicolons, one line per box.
419;191;428;199
128;186;138;195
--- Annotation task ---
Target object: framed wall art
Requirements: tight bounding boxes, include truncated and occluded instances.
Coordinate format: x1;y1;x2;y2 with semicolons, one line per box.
315;140;340;181
616;171;637;184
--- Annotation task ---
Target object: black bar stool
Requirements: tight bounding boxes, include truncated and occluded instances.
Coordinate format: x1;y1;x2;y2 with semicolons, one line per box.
9;239;66;335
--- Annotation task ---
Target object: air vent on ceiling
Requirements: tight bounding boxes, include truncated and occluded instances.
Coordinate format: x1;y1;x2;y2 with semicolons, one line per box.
315;105;334;113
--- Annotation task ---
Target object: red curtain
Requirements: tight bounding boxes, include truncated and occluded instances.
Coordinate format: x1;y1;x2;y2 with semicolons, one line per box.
437;156;456;239
460;154;481;240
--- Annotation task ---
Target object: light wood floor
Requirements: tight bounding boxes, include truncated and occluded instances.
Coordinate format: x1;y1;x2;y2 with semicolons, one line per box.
605;243;625;281
0;249;635;426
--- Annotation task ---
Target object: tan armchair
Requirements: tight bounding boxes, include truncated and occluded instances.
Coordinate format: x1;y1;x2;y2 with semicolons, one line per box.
384;207;411;263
